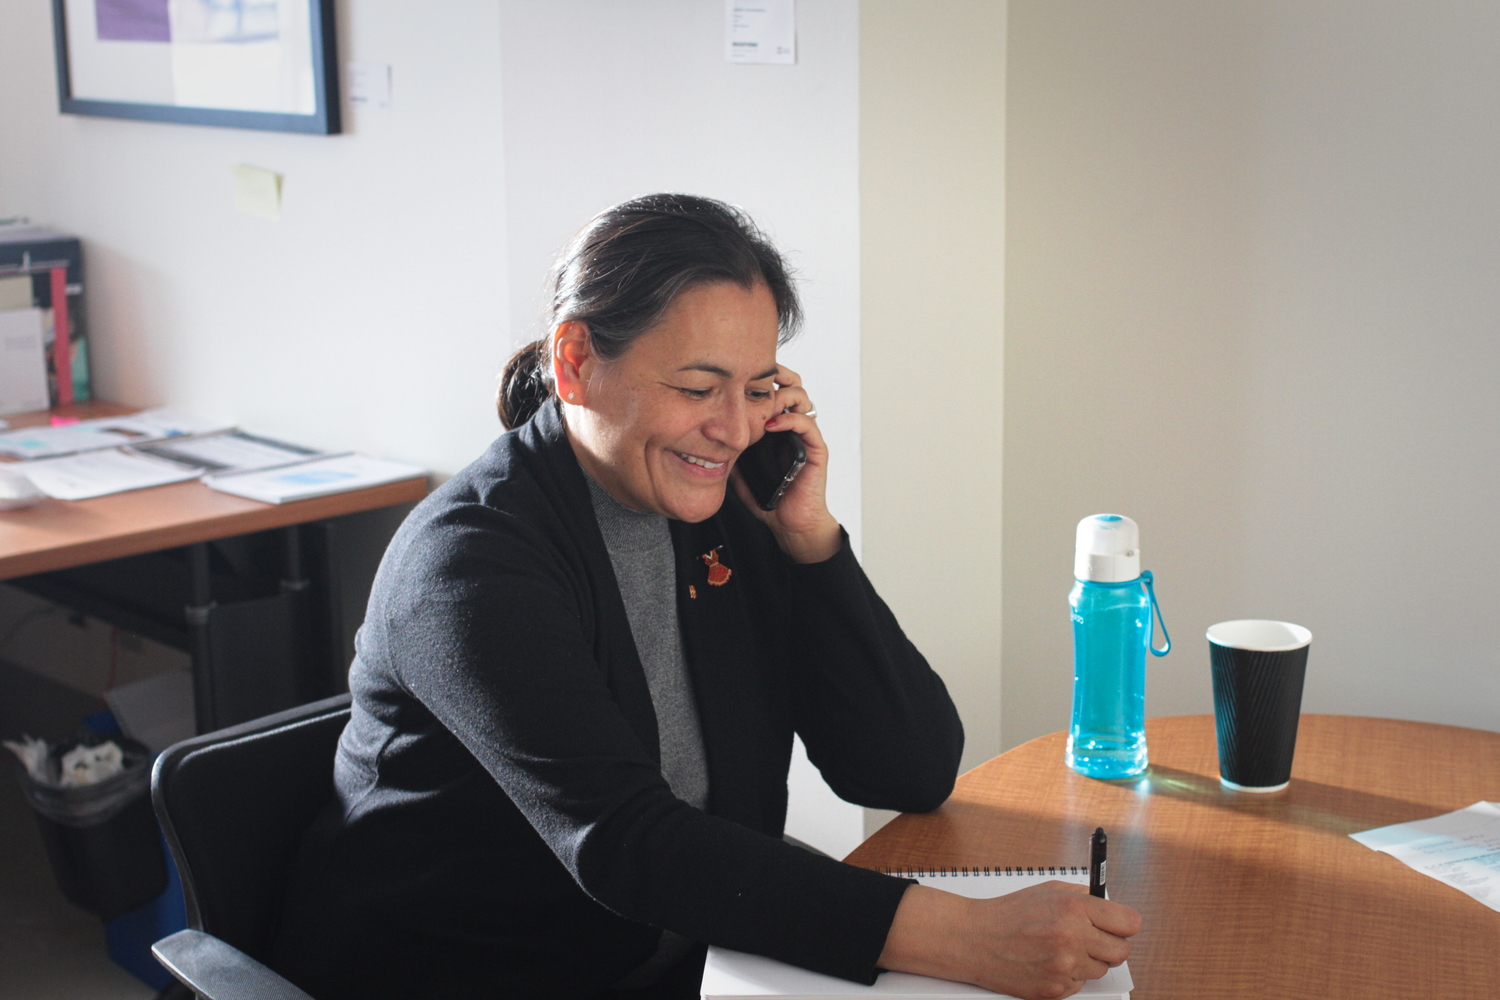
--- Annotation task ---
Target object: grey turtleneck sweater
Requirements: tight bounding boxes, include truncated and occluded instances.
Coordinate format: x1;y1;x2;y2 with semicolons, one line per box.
585;474;711;987
584;474;710;810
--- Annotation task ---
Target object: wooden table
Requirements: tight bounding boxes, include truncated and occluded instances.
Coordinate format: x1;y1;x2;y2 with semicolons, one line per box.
0;401;428;729
0;400;427;579
846;715;1500;998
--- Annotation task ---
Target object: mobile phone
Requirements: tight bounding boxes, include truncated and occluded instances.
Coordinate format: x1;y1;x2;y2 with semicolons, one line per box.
737;430;807;511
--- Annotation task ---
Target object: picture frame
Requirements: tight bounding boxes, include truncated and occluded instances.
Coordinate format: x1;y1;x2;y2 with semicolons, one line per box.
52;0;340;135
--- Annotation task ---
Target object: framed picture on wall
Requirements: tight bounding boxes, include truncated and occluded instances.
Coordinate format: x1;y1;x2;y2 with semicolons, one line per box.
51;0;340;134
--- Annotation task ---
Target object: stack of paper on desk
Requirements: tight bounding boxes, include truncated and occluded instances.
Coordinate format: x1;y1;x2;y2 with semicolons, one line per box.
131;430;323;474
0;409;230;459
700;870;1133;1000
21;448;202;500
0;413;426;503
205;454;425;504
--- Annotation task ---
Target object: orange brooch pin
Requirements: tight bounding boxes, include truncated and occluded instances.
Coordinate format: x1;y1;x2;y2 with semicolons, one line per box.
701;548;732;587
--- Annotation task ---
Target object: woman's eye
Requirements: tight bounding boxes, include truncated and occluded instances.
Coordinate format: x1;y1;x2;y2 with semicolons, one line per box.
675;386;712;399
747;389;773;401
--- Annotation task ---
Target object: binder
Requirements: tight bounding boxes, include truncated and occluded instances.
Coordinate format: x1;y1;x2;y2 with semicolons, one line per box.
0;226;90;408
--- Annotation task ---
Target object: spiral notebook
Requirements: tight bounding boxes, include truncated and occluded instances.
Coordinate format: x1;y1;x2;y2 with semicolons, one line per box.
700;868;1133;1000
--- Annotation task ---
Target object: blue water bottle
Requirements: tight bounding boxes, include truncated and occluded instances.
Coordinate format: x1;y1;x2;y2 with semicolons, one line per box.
1066;514;1171;779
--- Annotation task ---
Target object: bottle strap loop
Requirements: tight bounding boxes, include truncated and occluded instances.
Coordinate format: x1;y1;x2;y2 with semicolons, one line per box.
1142;570;1171;656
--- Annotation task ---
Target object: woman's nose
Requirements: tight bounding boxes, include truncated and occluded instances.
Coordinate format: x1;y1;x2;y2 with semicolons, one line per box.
704;395;754;452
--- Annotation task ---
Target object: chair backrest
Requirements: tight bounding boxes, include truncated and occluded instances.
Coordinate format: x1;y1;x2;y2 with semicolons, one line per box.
152;693;351;962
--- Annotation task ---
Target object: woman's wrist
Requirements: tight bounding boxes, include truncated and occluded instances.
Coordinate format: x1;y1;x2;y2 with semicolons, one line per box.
877;884;972;982
774;515;843;564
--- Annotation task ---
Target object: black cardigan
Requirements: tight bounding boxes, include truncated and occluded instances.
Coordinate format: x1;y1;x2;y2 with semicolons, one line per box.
273;402;964;999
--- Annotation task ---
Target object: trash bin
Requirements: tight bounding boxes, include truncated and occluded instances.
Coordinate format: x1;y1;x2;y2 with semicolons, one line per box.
13;732;167;921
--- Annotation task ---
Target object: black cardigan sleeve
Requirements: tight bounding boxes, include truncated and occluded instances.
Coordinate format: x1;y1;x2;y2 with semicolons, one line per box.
371;501;917;984
782;533;965;814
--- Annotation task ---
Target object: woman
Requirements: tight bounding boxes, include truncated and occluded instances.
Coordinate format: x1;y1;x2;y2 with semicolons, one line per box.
274;195;1137;1000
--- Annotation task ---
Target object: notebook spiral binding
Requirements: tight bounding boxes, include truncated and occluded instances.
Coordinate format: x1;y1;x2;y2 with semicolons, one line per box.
879;865;1088;877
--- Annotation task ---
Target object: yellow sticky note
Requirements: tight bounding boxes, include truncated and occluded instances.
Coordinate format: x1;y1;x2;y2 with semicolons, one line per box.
232;164;283;222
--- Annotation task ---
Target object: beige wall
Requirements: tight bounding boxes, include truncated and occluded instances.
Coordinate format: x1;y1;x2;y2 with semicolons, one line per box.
1005;1;1500;751
1004;1;1254;749
861;1;1008;817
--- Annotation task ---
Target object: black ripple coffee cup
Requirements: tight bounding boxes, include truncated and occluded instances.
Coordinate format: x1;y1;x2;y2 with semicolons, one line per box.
1207;620;1312;792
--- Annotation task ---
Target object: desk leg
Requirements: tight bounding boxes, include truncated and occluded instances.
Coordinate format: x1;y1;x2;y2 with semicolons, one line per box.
186;542;219;734
185;529;332;734
24;524;350;736
281;526;313;701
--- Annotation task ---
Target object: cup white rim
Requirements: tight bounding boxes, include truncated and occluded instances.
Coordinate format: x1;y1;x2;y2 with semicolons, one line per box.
1220;777;1290;793
1206;619;1312;652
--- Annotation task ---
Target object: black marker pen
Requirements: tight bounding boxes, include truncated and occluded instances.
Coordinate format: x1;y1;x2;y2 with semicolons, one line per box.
1089;827;1107;898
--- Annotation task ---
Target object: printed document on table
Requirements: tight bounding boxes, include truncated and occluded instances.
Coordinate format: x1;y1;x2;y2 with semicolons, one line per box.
1351;801;1500;912
0;408;231;460
132;430;322;474
21;448;202;500
205;454;425;504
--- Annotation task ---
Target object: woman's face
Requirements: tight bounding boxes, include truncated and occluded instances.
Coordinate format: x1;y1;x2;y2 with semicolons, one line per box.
559;281;781;523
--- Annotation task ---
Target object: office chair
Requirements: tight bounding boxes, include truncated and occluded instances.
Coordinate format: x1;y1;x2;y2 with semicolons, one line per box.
150;693;352;1000
148;691;832;1000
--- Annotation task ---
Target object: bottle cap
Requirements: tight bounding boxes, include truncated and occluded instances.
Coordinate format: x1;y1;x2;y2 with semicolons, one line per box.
1075;514;1141;582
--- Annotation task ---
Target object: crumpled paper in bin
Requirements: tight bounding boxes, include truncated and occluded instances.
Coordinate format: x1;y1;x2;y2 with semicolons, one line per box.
5;735;127;787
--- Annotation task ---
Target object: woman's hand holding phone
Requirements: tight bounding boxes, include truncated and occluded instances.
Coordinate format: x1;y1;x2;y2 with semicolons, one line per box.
731;364;842;564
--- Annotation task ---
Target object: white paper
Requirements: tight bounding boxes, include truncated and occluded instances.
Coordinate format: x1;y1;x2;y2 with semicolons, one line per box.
0;408;231;459
726;0;796;65
206;453;424;504
348;62;392;111
702;871;1132;999
0;308;51;416
59;741;124;787
134;430;320;474
3;735;50;783
1351;801;1500;912
0;423;131;459
21;448;202;500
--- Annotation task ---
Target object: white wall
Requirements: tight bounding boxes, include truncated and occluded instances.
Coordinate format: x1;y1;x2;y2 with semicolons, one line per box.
0;0;509;475
500;0;865;862
1004;1;1500;750
0;0;869;858
498;0;863;550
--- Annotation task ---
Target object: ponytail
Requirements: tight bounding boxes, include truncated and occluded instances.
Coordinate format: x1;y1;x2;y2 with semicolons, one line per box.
497;339;550;430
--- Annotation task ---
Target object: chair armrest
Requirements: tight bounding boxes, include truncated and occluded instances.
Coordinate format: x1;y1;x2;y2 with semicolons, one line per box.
152;929;316;1000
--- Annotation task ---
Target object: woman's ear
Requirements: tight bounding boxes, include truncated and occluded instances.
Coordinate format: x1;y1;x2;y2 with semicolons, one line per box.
552;321;591;405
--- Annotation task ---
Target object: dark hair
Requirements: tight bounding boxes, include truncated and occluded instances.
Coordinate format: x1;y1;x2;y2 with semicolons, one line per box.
497;194;802;429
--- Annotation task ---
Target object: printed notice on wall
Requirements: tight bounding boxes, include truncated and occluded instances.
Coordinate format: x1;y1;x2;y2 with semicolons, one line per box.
726;0;796;65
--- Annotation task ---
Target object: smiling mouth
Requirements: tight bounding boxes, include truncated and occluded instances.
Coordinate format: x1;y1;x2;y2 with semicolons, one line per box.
674;451;727;471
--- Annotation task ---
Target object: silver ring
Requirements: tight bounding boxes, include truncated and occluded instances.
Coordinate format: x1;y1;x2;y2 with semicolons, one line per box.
805;408;817;418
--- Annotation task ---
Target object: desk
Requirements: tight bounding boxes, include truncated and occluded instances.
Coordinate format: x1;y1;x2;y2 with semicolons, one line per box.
0;401;427;730
846;715;1500;998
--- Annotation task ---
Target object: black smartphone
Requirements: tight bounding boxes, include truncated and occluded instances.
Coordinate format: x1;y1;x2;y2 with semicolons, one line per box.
737;430;807;511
